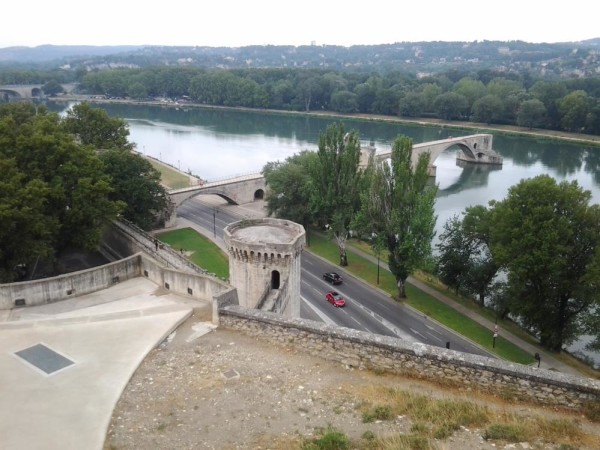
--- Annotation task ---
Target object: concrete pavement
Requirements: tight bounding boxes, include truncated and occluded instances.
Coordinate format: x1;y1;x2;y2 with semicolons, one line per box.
0;277;212;450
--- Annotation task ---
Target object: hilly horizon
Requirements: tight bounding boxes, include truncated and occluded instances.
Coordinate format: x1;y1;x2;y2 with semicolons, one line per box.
2;38;600;63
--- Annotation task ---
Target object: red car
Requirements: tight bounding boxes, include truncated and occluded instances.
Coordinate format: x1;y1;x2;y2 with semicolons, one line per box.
325;290;346;307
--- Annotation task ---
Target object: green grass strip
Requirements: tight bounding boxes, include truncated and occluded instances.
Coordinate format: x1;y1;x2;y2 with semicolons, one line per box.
156;227;229;279
146;158;191;189
308;232;535;365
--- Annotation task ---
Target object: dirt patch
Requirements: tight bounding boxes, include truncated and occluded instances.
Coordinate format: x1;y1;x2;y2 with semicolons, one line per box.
104;315;599;449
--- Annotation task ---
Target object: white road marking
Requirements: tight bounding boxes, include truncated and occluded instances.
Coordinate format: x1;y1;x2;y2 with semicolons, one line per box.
301;296;336;325
426;332;444;343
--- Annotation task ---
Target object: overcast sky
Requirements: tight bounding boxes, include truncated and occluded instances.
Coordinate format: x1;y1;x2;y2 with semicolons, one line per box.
2;1;597;48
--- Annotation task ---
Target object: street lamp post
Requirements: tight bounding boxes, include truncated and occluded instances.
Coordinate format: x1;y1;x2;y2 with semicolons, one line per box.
493;324;498;348
213;208;218;238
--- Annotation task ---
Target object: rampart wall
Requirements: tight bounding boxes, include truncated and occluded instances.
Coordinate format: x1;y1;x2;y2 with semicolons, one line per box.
1;252;236;314
219;306;600;410
0;255;141;309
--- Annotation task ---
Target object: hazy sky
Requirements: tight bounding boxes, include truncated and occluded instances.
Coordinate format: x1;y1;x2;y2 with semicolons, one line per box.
2;1;597;48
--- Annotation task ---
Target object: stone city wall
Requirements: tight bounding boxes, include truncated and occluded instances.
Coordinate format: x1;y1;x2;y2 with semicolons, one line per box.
139;253;235;312
103;220;208;276
1;252;236;318
220;306;600;410
0;255;142;309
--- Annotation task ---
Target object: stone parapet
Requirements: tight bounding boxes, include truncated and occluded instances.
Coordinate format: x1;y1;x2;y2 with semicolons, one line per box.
219;306;600;410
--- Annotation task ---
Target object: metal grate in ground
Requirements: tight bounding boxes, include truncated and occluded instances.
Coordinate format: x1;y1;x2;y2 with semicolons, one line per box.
15;343;75;375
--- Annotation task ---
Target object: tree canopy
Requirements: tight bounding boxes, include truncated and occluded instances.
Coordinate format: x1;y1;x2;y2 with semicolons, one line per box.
262;151;317;239
438;174;600;352
62;102;133;150
355;136;438;297
310;123;364;266
0;102;169;281
0;103;122;281
436;206;498;307
490;175;600;351
99;148;168;230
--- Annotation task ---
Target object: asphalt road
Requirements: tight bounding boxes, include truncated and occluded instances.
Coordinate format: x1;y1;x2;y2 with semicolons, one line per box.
178;198;492;357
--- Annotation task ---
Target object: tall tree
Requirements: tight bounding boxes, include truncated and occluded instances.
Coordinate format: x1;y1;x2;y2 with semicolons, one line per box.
472;94;504;124
99;149;167;230
262;151;317;242
0;104;122;280
310;123;363;266
42;80;64;96
558;90;590;132
355;136;437;298
62;101;133;150
435;214;473;295
490;175;600;351
433;92;468;120
517;99;547;129
436;206;498;306
460;205;498;307
0;158;54;281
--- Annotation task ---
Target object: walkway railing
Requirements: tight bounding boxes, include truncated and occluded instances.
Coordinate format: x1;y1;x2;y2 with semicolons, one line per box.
168;172;263;194
112;219;208;275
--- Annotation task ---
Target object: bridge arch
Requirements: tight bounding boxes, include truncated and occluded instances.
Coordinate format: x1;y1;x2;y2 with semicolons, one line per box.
166;173;267;227
179;190;239;208
0;89;21;100
373;134;502;175
421;142;476;166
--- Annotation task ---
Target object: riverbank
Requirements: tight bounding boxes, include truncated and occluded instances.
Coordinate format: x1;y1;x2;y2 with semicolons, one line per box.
50;94;600;147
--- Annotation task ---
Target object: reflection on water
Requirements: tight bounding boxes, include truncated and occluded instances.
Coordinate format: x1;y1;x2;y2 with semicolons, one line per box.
47;102;600;367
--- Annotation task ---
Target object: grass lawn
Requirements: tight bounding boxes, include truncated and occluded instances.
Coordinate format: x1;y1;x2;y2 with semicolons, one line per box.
146;158;191;189
308;231;535;365
156;228;229;279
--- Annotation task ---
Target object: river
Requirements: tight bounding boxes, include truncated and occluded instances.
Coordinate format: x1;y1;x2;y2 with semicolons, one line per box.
48;101;600;368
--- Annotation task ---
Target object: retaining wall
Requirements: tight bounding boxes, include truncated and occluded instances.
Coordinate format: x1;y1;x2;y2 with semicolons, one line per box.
219;306;600;410
0;255;142;309
1;252;236;313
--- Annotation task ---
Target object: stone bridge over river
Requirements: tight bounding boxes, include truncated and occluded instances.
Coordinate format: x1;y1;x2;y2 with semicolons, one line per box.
370;133;502;175
166;173;266;226
0;83;77;100
165;134;501;224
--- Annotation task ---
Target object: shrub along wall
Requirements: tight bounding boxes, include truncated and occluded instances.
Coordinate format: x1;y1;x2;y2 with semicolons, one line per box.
219;305;600;410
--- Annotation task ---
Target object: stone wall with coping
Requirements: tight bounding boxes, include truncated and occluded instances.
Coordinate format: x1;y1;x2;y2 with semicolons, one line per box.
138;253;235;310
0;255;142;309
219;305;600;410
103;220;209;276
0;252;236;322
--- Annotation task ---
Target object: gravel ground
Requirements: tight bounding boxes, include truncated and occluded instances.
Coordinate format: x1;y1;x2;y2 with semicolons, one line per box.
104;314;599;450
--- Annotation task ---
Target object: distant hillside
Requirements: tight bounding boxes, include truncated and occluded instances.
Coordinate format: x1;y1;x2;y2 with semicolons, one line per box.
1;40;600;78
0;45;144;63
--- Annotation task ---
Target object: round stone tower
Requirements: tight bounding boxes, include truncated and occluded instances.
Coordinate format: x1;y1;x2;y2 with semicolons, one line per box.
223;218;305;318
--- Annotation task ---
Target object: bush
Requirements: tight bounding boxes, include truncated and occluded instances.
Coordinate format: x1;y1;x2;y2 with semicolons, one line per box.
583;400;600;423
302;426;350;450
362;405;394;423
484;423;527;442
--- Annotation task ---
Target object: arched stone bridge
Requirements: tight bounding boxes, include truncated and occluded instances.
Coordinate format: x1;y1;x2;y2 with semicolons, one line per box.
371;133;502;175
0;83;77;99
167;173;266;225
165;134;502;225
